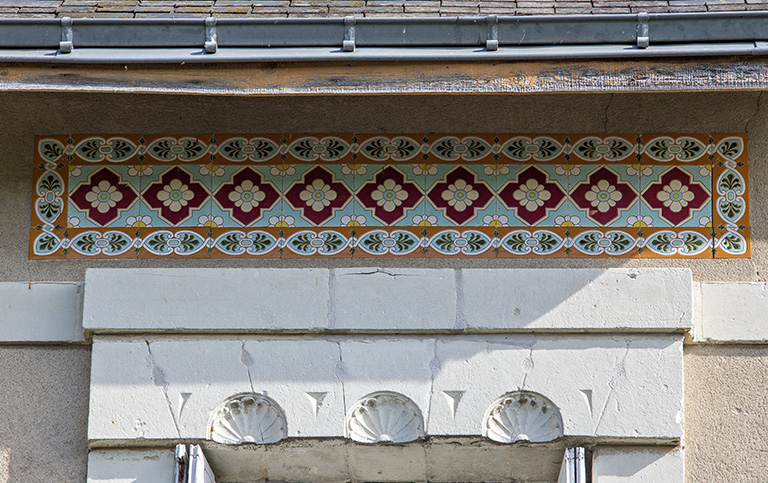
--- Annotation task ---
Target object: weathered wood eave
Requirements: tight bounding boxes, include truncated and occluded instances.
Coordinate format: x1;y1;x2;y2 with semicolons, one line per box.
3;57;768;96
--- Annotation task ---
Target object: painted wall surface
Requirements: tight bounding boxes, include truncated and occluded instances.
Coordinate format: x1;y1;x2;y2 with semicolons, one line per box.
1;90;767;482
2;343;768;482
1;91;765;281
0;346;90;483
684;345;768;483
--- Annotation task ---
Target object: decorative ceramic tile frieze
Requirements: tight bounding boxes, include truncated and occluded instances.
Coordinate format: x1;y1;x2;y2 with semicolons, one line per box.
30;133;749;258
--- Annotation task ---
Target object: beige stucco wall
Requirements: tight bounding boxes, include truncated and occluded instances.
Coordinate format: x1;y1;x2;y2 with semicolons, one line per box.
0;346;90;483
684;344;768;482
2;90;767;481
1;90;765;281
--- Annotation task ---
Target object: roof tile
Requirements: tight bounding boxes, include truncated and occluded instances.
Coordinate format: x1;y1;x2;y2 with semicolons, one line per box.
0;0;759;19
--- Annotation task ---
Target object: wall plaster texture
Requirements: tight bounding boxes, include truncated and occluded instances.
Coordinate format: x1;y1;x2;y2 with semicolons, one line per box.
82;267;692;333
2;89;768;482
1;90;767;282
684;344;768;483
87;335;683;443
0;346;90;483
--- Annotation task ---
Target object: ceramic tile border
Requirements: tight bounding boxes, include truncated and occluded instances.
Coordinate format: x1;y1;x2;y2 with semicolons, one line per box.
30;133;749;259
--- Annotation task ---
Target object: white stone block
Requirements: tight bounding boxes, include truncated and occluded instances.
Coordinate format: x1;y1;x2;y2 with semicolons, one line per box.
0;282;83;342
89;337;346;440
332;268;456;330
428;336;683;439
242;340;345;438
339;339;435;414
82;268;329;331
89;335;682;443
88;339;180;441
460;268;692;331
700;282;768;342
592;446;684;482
87;449;175;483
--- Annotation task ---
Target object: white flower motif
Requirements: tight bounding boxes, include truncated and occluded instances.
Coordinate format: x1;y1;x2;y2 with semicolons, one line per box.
199;164;225;177
126;215;153;227
413;164;438;176
66;217;80;228
699;165;712;177
412;215;437;226
128;164;153;177
341;164;367;176
340;215;366;227
300;178;337;211
555;164;580;176
198;214;224;227
482;214;509;227
626;215;653;227
626;164;652;177
268;215;295;227
553;215;581;227
157;179;194;212
69;165;82;177
699;216;712;227
585;179;622;213
441;179;479;211
371;178;408;212
228;180;266;213
483;164;510;176
512;179;552;212
657;179;695;213
84;180;123;213
270;164;296;177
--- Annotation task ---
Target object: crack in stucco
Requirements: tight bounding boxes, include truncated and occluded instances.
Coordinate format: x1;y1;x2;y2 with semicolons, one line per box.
240;341;255;393
425;339;441;438
745;91;763;132
333;341;353;480
145;340;181;438
593;341;631;435
603;93;614;133
520;347;534;389
327;270;336;330
339;269;413;277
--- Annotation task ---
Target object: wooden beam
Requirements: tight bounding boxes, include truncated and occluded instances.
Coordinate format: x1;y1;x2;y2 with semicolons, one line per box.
1;57;768;95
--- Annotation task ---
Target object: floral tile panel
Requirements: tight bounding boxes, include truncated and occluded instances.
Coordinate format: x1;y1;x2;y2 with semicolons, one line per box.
30;133;749;259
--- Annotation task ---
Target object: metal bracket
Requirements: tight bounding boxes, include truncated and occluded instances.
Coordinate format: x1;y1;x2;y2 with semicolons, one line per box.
637;12;649;49
343;16;355;52
204;17;217;53
59;17;73;54
486;15;499;51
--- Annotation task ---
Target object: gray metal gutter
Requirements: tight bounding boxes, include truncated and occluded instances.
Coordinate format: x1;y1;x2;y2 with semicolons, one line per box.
2;12;768;62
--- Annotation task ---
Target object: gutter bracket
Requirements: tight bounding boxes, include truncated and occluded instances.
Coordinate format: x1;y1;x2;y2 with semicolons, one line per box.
204;17;217;53
637;12;649;49
754;41;768;54
343;16;355;52
59;17;73;54
486;15;499;51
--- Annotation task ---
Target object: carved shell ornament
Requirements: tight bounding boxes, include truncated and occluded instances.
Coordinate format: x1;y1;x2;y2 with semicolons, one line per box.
208;393;287;445
483;391;563;443
345;391;424;443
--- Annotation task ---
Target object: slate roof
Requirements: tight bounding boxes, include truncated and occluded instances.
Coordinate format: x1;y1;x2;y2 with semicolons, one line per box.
3;0;766;18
